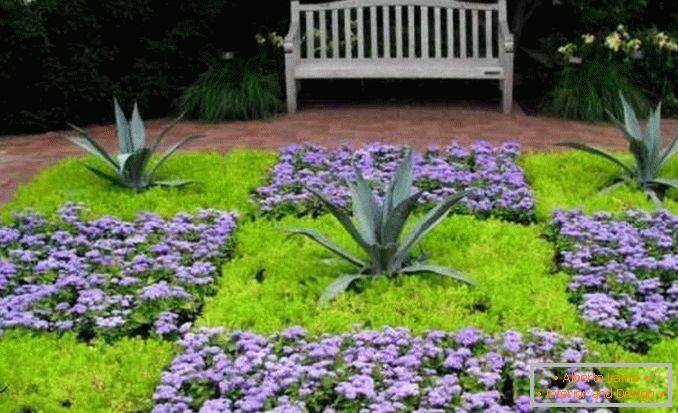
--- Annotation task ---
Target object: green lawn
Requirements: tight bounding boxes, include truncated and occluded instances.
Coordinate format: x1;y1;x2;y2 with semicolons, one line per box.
0;149;676;412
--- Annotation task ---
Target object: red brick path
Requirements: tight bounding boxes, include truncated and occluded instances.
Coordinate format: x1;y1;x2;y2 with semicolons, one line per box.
1;102;677;205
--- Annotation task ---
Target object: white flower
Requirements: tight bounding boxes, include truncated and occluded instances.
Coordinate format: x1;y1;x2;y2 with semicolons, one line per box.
624;38;642;52
268;32;285;49
255;33;266;45
557;43;577;58
605;32;622;52
581;34;595;45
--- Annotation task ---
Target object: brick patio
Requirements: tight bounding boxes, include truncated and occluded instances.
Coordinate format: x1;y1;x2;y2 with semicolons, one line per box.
1;101;677;205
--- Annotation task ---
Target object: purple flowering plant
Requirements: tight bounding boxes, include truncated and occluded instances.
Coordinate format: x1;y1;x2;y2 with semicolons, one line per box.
548;209;678;353
152;326;610;412
0;203;237;341
254;142;535;223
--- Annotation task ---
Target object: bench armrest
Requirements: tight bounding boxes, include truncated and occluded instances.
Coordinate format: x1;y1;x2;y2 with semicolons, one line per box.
284;20;300;54
498;18;514;54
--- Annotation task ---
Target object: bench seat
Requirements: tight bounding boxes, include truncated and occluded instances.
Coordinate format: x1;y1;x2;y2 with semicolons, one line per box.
294;60;504;79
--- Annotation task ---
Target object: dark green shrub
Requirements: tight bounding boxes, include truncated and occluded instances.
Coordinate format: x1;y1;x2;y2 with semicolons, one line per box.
179;60;281;121
0;0;228;135
548;56;646;121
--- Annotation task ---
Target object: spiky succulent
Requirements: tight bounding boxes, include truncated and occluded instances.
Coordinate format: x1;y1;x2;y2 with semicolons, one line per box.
288;147;474;304
62;99;204;191
559;93;677;205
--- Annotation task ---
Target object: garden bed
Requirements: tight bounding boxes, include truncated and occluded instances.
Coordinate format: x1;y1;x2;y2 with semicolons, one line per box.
0;147;677;412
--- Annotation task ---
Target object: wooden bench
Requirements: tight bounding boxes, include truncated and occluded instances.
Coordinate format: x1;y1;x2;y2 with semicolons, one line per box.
284;0;514;114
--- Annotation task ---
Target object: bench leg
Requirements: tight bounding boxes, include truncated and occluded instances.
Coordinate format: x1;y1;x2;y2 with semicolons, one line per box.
286;75;298;113
502;75;513;114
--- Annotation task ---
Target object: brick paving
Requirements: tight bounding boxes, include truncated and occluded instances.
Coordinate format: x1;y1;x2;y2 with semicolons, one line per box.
1;101;677;205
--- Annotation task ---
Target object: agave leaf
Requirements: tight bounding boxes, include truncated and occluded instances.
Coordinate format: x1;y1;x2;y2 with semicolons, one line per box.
287;228;366;268
381;183;395;230
645;103;663;177
63;125;119;172
153;179;194;188
130;103;146;151
644;187;663;208
84;164;126;187
114;98;133;153
658;135;678;169
151;113;185;153
348;164;380;245
148;134;204;179
120;148;152;189
318;274;363;305
618;93;643;141
305;186;370;251
382;190;424;245
556;142;635;177
393;191;468;268
598;180;627;195
400;264;475;285
650;178;678;190
391;148;413;206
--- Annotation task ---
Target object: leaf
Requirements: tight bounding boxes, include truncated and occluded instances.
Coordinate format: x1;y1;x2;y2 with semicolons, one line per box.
618;92;643;141
151;113;185;153
644;102;663;178
63;124;119;172
644;187;663;209
598;180;626;195
391;147;413;206
153;179;194;187
382;190;423;244
393;191;469;268
304;186;369;251
84;164;126;187
120;148;152;189
114;98;133;153
400;264;475;285
130;102;146;151
286;228;366;268
148;134;204;179
556;142;635;177
348;164;379;245
658;135;678;170
318;274;363;305
650;178;678;190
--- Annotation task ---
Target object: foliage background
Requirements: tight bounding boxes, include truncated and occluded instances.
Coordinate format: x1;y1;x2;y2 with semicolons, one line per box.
1;0;677;134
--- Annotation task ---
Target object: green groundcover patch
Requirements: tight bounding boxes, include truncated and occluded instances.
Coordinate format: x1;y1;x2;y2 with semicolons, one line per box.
0;331;174;413
1;149;677;412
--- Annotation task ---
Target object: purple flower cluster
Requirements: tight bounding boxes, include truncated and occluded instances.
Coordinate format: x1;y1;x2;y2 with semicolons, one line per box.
254;142;535;222
152;327;610;412
550;209;678;352
0;203;237;341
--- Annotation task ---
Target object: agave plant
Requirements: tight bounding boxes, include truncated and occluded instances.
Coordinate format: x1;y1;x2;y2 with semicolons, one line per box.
62;99;204;191
288;148;474;304
558;93;677;204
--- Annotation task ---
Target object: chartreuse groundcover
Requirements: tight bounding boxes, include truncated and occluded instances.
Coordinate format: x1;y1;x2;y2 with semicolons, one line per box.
0;143;677;412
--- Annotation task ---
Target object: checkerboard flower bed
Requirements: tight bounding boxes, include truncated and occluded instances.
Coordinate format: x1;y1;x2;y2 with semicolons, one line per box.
151;327;609;413
0;204;237;341
549;209;678;353
254;142;535;223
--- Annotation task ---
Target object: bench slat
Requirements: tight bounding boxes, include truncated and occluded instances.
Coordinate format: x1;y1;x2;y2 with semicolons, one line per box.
446;8;454;57
370;6;378;57
332;9;339;57
305;11;315;59
472;9;479;58
357;7;365;58
485;9;492;58
434;7;441;58
383;6;391;58
345;8;352;58
395;6;403;58
320;10;327;58
298;0;498;11
408;6;415;58
459;8;466;58
421;6;429;58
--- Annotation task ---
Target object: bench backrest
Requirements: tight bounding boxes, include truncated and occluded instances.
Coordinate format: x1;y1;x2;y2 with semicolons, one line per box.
292;0;507;61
